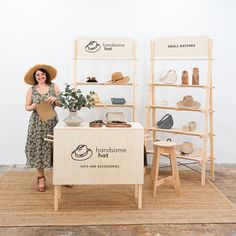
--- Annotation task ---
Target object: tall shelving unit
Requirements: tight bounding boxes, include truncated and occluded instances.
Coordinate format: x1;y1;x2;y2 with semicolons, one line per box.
72;37;137;121
146;36;214;185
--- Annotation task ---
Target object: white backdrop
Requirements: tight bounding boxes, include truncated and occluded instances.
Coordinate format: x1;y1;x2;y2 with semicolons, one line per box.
0;0;235;164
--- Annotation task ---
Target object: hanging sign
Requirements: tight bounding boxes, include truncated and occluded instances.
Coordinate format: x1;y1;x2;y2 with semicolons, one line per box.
76;37;134;59
154;36;209;58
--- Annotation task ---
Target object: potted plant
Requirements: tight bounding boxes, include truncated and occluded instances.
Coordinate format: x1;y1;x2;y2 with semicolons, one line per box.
57;84;95;126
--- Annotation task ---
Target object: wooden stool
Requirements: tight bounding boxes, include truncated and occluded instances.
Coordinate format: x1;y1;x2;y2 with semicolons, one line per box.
152;141;181;197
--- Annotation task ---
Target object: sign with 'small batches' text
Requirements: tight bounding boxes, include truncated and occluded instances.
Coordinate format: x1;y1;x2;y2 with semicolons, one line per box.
154;36;210;58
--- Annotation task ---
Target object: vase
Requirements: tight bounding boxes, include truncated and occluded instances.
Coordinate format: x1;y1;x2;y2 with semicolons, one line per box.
63;111;82;126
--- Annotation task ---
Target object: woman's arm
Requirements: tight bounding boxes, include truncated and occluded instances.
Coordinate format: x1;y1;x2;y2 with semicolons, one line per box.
25;88;36;111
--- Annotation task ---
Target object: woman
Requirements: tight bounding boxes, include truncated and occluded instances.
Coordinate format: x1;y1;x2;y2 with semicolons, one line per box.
24;64;60;192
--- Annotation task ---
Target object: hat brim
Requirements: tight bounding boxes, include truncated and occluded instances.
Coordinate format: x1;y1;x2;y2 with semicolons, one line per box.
71;149;92;161
85;45;101;53
106;76;130;84
176;100;201;109
24;64;57;85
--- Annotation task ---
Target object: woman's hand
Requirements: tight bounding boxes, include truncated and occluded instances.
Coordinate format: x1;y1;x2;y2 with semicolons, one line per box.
30;103;37;111
46;96;57;104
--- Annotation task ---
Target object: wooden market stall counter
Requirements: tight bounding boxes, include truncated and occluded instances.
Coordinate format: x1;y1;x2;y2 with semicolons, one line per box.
53;122;144;210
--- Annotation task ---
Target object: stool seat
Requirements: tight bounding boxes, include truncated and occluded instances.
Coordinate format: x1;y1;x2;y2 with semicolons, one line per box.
153;140;176;147
152;141;181;197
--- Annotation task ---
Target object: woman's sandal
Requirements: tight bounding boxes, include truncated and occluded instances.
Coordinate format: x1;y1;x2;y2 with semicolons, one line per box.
37;176;46;192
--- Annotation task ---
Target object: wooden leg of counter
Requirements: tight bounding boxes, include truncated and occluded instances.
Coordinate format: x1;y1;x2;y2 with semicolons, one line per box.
135;184;138;198
58;185;61;199
138;184;142;209
54;185;60;211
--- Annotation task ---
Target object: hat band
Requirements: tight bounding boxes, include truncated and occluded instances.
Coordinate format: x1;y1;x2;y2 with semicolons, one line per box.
73;150;88;158
183;101;194;106
113;77;125;81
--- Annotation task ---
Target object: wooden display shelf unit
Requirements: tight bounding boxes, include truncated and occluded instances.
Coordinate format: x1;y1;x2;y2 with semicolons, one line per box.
145;36;214;185
73;37;137;122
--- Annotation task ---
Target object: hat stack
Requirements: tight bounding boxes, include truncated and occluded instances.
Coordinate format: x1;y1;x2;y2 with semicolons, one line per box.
181;70;189;85
192;67;199;85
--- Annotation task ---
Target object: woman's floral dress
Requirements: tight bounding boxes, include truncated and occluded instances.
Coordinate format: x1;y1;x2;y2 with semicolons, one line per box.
25;83;58;168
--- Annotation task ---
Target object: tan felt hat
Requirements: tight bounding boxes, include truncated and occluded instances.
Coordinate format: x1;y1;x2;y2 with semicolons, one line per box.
107;72;130;84
176;95;200;109
24;64;57;85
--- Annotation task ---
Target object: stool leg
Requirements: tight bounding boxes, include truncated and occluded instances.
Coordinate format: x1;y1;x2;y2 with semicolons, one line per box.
170;149;181;196
153;148;161;197
151;146;157;186
151;146;158;187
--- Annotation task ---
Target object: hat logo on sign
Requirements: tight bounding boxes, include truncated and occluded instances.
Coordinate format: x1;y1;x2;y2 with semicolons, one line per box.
85;41;101;53
71;144;93;161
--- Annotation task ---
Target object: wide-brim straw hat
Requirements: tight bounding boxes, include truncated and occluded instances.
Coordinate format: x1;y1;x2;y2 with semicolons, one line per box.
24;64;57;85
176;95;200;109
107;72;130;84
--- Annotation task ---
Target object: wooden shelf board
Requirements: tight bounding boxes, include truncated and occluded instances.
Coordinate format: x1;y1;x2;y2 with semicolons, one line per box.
75;82;133;86
94;104;134;108
146;149;209;162
151;83;207;88
149;105;206;112
73;57;137;61
148;127;204;137
150;57;213;61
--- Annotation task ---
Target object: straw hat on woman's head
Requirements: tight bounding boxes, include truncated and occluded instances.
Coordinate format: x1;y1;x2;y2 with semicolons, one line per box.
24;64;57;85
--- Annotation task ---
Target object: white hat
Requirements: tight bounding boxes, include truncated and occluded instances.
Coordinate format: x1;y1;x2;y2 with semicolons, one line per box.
159;70;177;84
